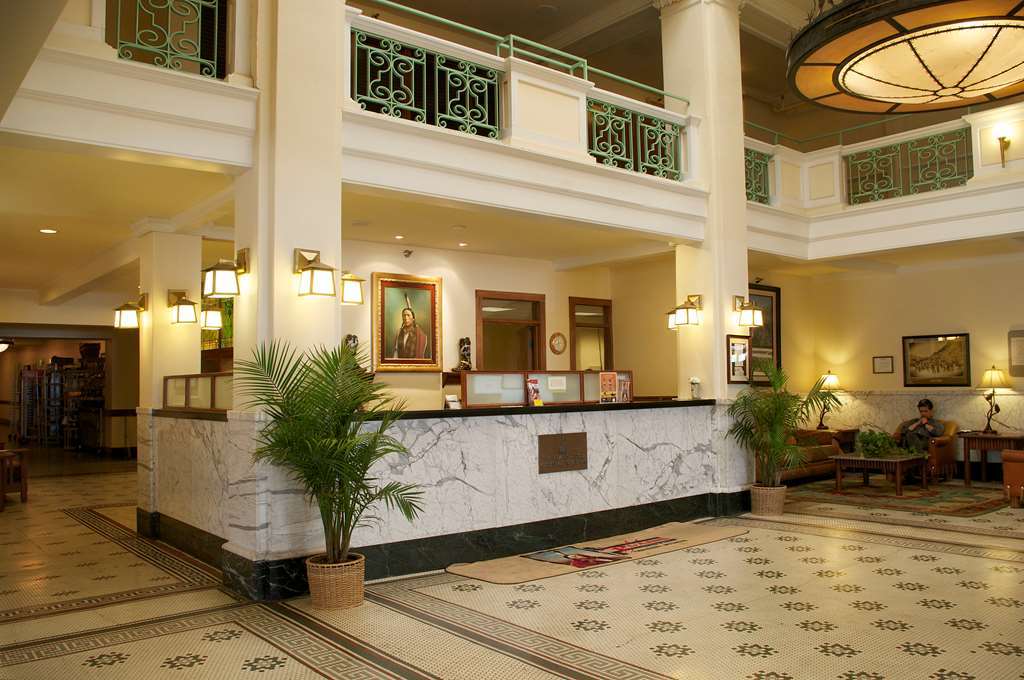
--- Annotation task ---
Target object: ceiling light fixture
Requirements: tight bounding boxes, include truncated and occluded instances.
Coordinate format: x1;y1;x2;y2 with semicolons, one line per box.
39;228;57;234
394;235;405;240
458;242;469;247
788;1;1024;114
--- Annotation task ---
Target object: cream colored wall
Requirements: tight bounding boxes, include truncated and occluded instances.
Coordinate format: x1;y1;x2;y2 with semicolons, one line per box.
610;254;677;397
59;0;91;26
339;240;611;410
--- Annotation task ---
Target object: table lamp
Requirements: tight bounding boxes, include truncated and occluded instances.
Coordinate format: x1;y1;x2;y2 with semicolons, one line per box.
979;365;1011;434
816;371;840;430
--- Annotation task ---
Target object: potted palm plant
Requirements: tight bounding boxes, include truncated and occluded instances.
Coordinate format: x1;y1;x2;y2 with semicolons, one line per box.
727;360;840;516
236;341;423;609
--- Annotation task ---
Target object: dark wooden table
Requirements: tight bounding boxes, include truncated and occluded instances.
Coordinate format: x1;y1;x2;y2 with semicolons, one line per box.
956;432;1024;487
0;449;28;512
831;454;927;496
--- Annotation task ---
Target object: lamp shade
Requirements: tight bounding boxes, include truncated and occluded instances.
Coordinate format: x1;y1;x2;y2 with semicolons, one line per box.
737;300;763;328
200;307;223;330
788;1;1024;114
298;261;336;297
979;365;1011;390
170;296;198;324
114;303;141;329
339;272;365;305
820;371;840;391
0;339;12;353
202;260;240;298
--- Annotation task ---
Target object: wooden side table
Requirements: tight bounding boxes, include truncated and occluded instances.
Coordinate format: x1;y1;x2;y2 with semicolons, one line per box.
956;432;1024;487
0;449;28;512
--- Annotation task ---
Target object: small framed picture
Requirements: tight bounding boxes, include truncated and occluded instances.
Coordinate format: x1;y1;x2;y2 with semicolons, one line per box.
872;355;894;374
727;334;751;384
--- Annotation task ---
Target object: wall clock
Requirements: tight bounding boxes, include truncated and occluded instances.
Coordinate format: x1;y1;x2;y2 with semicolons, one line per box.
549;332;567;355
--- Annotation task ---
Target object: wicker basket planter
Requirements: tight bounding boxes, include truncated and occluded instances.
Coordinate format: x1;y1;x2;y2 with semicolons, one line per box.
750;485;786;516
306;553;365;609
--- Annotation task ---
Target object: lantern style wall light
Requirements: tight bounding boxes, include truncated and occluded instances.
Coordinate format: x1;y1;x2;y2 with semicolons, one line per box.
201;248;249;298
113;294;148;329
200;302;224;330
666;294;703;330
294;248;336;297
734;296;764;328
339;272;366;305
168;290;198;324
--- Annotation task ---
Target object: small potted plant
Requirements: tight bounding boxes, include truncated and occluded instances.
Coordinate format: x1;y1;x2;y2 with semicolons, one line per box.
236;341;423;608
727;360;840;515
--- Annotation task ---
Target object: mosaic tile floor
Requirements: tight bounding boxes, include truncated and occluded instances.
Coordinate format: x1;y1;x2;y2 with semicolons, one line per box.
3;472;1024;679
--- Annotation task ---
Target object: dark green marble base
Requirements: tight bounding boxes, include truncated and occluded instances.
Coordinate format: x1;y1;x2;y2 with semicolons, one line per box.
137;509;227;569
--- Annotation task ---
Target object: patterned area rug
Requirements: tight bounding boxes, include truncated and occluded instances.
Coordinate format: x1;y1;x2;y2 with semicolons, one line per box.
787;478;1007;516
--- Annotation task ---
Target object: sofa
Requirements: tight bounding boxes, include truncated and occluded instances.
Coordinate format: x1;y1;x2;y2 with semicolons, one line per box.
772;430;842;483
890;419;958;481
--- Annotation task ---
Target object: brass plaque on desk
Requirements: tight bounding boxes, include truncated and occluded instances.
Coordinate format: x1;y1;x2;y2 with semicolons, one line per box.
538;433;588;474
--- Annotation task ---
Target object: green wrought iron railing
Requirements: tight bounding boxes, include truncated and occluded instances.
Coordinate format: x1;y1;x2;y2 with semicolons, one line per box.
744;148;772;204
108;0;227;79
844;128;973;205
351;31;501;139
586;100;683;181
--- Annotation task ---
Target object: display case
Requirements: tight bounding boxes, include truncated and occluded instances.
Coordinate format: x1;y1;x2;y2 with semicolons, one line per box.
460;370;634;409
162;372;233;412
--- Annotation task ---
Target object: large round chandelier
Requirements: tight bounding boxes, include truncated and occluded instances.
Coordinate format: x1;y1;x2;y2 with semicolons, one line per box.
788;0;1024;113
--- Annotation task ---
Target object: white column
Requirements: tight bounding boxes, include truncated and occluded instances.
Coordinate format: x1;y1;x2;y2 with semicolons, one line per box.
233;0;344;363
658;0;749;399
135;223;203;408
227;0;254;87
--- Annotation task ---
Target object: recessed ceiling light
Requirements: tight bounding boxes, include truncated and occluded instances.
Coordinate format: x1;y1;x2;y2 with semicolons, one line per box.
458;242;469;247
39;228;57;234
452;224;467;231
394;235;404;240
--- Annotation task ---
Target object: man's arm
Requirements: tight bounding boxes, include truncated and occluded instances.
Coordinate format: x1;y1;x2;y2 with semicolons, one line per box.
925;419;944;437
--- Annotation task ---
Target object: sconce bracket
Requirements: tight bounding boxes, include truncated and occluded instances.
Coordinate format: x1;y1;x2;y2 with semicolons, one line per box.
235;247;250;275
294;248;321;274
167;290;188;306
686;294;703;308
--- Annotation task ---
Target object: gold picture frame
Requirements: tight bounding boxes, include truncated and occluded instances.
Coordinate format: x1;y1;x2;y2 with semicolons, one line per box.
372;272;443;373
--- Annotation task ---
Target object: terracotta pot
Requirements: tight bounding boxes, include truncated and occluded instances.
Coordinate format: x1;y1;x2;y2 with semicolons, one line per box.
750;485;786;516
306;553;365;609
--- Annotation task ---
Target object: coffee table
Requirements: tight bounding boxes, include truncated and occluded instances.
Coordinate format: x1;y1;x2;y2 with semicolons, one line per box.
831;454;927;496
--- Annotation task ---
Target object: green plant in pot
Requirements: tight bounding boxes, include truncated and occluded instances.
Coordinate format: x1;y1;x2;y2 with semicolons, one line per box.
236;341;423;609
727;360;840;516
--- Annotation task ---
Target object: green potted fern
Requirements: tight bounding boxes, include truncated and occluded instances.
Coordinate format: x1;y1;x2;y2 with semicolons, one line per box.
727;361;840;515
236;341;423;609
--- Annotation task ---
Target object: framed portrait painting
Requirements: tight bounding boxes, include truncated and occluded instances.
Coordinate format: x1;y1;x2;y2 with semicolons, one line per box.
748;283;781;384
727;334;751;384
902;333;970;387
372;272;442;372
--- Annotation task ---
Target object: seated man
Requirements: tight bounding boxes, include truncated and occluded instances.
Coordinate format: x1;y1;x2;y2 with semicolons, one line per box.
896;398;945;452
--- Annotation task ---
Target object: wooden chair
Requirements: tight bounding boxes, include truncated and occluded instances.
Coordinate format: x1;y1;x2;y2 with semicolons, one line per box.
0;448;28;512
1003;450;1024;509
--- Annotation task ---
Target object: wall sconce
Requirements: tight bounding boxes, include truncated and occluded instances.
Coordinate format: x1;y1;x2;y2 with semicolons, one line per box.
667;294;703;330
168;290;198;324
201;248;249;298
816;370;840;430
113;294;148;329
994;122;1012;168
734;296;764;328
0;339;12;353
340;271;365;305
294;248;336;297
979;365;1011;434
200;302;223;330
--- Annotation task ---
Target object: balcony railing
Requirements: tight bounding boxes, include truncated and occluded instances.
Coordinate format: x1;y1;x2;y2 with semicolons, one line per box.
744;148;772;205
108;0;227;79
586;100;683;181
351;30;501;139
844;128;973;205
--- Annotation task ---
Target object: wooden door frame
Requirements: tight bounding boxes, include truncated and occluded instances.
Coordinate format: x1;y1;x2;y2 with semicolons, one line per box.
475;290;546;371
569;297;613;371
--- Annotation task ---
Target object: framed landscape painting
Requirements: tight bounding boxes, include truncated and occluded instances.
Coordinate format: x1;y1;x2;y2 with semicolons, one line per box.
748;283;781;384
902;333;970;387
372;272;442;373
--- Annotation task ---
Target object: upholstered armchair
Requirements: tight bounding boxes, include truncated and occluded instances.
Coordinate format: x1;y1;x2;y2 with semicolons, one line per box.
891;419;958;480
1003;450;1024;508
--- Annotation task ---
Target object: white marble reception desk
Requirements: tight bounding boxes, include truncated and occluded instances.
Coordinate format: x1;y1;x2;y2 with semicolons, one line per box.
138;400;750;599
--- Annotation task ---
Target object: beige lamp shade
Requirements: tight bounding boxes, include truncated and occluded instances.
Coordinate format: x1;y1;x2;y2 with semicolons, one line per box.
114;303;141;329
820;371;840;391
340;272;365;305
298;262;336;297
0;339;11;353
979;365;1011;389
